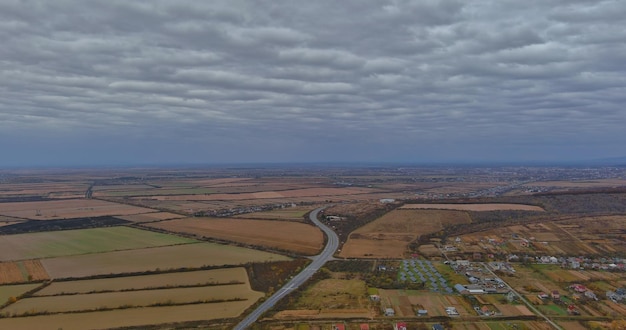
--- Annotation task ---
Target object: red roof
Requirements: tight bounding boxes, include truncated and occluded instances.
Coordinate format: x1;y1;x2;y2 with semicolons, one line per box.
395;322;407;330
360;324;370;330
334;324;345;330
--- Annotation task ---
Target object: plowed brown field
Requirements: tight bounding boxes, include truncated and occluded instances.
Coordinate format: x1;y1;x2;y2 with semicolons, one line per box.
146;218;324;255
0;260;49;284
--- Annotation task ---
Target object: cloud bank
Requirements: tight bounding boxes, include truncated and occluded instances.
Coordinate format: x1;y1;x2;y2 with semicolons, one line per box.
1;0;625;166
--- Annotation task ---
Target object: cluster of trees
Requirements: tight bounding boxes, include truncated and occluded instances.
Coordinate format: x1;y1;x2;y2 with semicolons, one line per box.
324;260;374;273
325;202;399;245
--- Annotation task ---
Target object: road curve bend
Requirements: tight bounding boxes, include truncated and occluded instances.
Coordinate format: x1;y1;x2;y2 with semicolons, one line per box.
234;206;338;329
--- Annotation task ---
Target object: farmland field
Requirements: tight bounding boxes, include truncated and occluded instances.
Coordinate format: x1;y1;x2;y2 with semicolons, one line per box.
0;199;156;220
0;226;197;261
0;283;41;304
400;203;545;212
0;182;89;198
35;267;249;296
458;215;626;256
0;300;256;330
3;283;262;315
339;209;471;258
233;206;313;221
146;217;324;255
378;289;471;317
41;242;290;278
141;187;379;201
0;260;48;284
114;211;186;222
294;279;369;310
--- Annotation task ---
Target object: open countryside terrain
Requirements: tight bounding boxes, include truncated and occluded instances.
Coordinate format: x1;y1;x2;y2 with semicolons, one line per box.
145;217;324;255
457;215;626;256
0;199;156;220
0;260;48;284
232;206;313;221
0;301;258;330
2;166;626;329
400;203;545;211
40;242;290;279
0;226;197;261
3;282;262;315
339;209;472;258
34;268;250;296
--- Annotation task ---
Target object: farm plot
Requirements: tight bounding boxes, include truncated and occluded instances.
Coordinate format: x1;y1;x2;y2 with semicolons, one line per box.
0;283;42;305
400;203;545;211
504;265;561;295
0;226;197;261
294;279;369;310
2;283;262;315
146;217;324;255
0;182;89;198
114;212;186;223
0;199;156;220
35;267;249;296
143;187;379;201
379;289;471;317
0;300;256;330
339;209;471;259
494;304;534;316
0;260;48;284
483;321;554;330
233;206;313;221
41;243;290;278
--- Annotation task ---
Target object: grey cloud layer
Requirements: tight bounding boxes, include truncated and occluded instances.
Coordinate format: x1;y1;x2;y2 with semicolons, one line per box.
1;0;625;164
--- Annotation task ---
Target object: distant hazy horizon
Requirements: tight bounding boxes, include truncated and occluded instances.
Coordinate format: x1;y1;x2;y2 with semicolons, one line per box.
2;157;625;171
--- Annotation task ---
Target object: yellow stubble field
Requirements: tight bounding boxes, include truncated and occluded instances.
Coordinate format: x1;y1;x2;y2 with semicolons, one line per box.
146;217;324;255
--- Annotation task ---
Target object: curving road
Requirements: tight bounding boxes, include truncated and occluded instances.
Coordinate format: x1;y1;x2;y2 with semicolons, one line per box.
234;206;338;329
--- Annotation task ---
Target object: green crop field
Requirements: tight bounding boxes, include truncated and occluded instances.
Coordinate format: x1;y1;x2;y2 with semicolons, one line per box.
0;227;197;261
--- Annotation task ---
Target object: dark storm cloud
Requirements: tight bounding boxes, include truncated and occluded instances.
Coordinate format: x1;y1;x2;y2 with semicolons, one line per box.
1;0;625;166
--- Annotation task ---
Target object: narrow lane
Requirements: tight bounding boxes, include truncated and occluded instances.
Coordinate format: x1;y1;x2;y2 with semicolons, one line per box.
234;206;337;329
482;263;562;330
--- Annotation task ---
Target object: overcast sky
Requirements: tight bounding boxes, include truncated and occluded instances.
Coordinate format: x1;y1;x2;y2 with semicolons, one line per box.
1;0;625;167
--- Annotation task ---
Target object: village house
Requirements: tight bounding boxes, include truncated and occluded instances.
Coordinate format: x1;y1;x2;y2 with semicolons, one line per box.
585;290;598;300
394;322;407;330
570;284;587;293
333;324;345;330
384;307;395;316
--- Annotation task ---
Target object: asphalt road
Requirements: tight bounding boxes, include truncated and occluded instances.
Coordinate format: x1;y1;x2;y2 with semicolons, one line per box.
233;206;338;329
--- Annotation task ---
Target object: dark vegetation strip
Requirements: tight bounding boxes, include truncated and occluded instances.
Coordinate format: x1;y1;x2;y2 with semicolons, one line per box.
0;196;51;203
0;216;130;235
